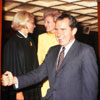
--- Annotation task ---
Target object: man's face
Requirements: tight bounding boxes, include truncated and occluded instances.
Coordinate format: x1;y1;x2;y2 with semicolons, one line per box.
55;18;77;47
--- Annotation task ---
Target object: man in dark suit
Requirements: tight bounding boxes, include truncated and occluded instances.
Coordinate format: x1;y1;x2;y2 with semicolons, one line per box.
2;13;98;100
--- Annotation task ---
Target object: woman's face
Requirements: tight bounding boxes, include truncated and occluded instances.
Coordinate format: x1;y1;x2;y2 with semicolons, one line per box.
44;15;56;33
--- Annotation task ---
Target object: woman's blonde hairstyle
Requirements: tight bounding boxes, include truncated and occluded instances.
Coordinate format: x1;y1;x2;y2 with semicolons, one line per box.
43;9;61;22
11;11;34;31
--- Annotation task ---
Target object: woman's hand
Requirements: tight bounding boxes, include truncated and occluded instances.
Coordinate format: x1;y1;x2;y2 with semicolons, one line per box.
16;91;24;100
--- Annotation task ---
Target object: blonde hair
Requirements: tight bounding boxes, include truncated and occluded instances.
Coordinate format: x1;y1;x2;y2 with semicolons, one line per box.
11;11;34;31
43;9;61;22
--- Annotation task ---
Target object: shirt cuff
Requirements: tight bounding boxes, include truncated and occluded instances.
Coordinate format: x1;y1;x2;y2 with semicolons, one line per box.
15;82;18;88
13;76;18;88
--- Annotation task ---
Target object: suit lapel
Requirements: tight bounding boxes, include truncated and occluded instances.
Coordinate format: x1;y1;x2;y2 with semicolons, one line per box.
59;40;79;71
51;45;61;83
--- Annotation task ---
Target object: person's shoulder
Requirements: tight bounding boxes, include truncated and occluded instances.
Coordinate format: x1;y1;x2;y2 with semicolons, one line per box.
51;45;60;48
46;45;60;55
5;33;20;47
79;41;92;48
38;32;48;38
49;45;60;51
7;34;16;42
78;40;94;52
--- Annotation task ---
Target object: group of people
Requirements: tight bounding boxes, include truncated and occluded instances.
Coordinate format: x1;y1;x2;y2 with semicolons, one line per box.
1;9;99;100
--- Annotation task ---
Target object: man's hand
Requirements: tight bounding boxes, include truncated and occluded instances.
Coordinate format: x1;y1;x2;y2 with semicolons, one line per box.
2;71;14;86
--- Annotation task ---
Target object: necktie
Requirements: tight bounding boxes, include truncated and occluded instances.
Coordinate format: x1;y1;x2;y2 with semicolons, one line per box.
56;47;65;72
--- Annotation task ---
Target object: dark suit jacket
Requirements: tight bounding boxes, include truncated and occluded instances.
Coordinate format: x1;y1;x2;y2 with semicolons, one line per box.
17;40;98;100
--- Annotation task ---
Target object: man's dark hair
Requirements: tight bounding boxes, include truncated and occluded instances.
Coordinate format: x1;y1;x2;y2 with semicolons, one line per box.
57;12;78;28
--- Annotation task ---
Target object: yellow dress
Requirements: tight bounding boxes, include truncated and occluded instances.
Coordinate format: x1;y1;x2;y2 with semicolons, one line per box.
37;32;58;97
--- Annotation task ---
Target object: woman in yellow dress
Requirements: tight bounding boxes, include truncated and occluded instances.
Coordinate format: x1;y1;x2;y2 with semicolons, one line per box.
37;9;61;97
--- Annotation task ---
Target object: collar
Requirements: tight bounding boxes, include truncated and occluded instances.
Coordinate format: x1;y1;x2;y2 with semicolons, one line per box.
60;39;75;57
64;39;75;50
18;31;28;38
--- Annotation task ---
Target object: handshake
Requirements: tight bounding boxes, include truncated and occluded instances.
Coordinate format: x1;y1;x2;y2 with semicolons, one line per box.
1;71;18;86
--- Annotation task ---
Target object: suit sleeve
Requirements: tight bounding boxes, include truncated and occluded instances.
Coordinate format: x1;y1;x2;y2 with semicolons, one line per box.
16;50;50;90
82;47;98;100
